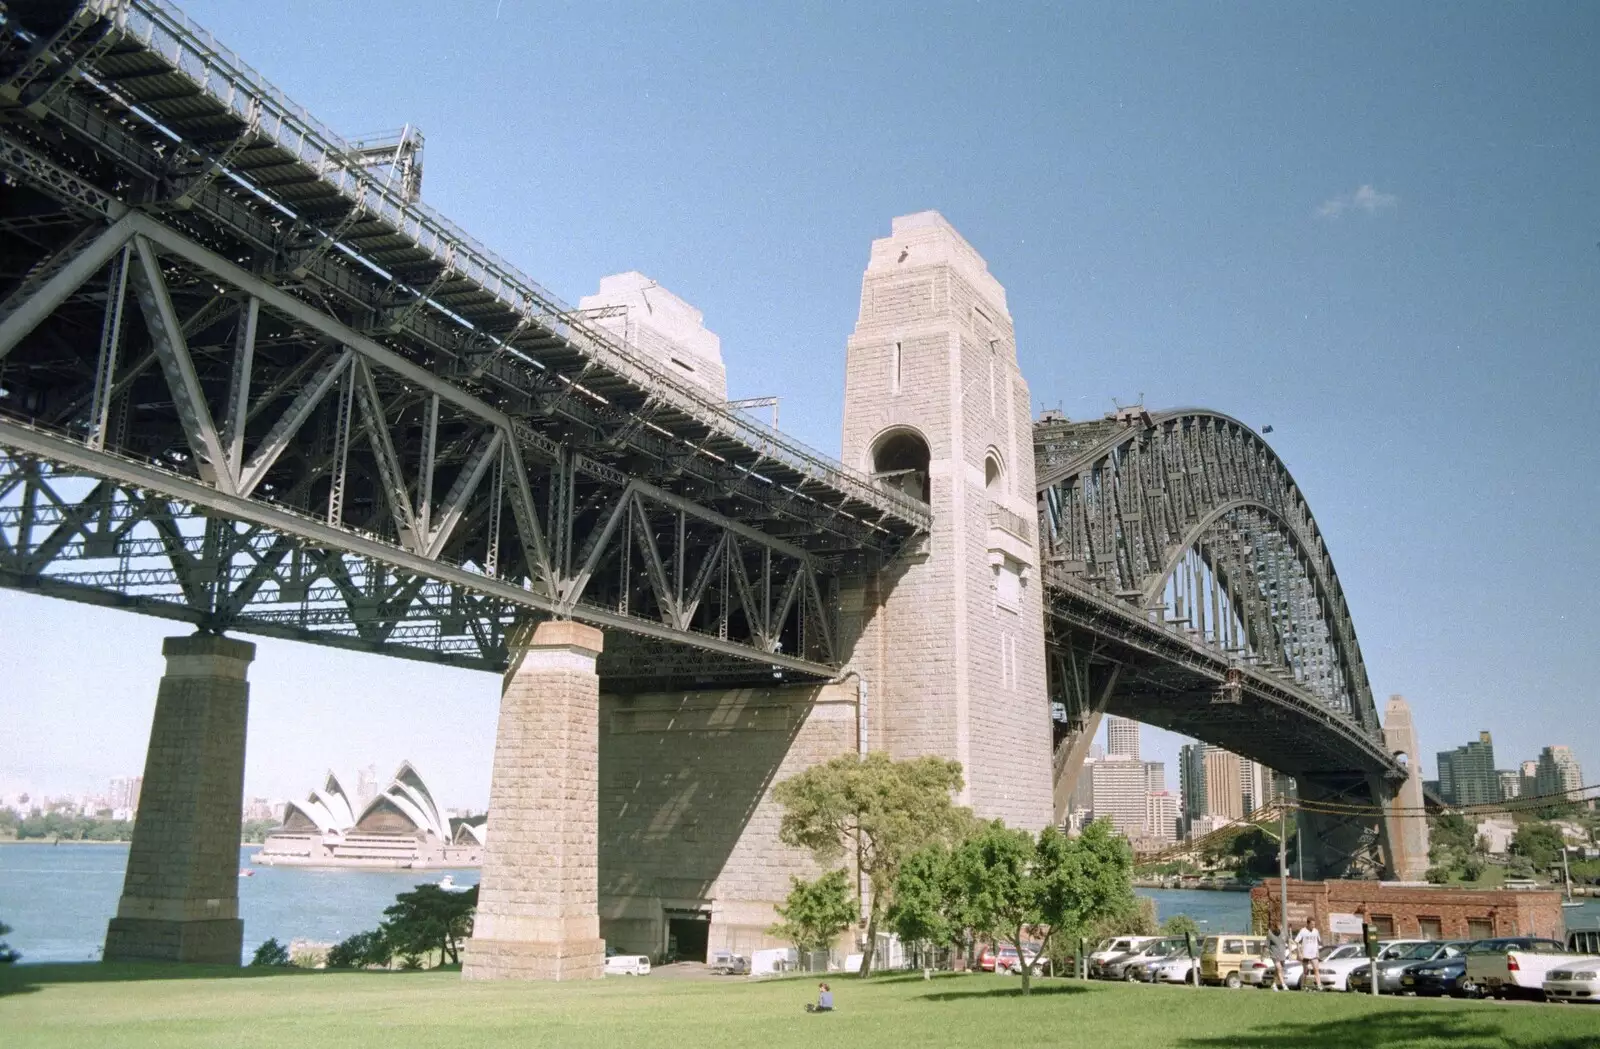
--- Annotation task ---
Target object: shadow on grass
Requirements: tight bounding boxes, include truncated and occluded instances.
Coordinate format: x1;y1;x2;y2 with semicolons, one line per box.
918;982;1089;1002
1176;1010;1600;1049
0;961;441;998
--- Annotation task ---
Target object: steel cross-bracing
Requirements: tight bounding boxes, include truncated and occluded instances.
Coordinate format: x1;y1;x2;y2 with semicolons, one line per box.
1036;410;1404;870
0;0;922;686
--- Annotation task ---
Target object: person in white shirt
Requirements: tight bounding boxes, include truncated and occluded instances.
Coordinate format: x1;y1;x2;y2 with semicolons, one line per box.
1292;918;1323;990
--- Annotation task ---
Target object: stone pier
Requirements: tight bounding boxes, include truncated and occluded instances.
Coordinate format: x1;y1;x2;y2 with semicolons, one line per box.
462;621;605;980
104;634;255;964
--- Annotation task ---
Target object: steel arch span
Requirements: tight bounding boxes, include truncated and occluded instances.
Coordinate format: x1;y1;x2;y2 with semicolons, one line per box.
1035;408;1410;878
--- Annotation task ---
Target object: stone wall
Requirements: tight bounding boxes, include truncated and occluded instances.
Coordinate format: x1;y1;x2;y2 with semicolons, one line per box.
598;681;859;958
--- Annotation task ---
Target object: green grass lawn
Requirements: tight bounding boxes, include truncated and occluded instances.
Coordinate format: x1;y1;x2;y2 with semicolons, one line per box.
3;965;1598;1049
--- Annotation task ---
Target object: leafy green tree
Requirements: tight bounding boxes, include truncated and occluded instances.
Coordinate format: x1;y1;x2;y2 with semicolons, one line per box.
1161;914;1201;939
773;752;969;978
381;883;477;967
1510;822;1565;872
250;937;290;967
889;844;967;967
948;818;1135;995
768;869;858;958
0;919;20;964
240;819;279;844
326;929;391;969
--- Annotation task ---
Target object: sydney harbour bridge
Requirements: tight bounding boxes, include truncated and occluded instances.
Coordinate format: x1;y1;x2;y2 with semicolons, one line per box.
0;0;1424;977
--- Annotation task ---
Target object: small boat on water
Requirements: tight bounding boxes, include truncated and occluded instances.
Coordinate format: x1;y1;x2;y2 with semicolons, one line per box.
239;868;255;877
437;874;470;892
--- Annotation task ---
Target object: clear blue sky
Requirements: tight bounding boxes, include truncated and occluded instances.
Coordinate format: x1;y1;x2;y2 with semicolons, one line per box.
3;1;1596;808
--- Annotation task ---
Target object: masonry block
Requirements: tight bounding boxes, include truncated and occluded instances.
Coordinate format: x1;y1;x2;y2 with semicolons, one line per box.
462;620;605;981
104;633;254;964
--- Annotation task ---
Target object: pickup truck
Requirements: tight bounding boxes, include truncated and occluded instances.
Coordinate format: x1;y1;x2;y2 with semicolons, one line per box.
1462;936;1572;999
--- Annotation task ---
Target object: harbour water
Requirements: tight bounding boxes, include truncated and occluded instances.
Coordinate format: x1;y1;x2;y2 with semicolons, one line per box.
0;843;478;962
1;843;1595;963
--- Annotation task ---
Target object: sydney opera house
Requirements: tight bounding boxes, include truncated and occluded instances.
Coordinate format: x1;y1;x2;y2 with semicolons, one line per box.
254;762;486;869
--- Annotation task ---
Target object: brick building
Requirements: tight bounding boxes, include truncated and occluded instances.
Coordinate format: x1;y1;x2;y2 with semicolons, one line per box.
1251;879;1565;942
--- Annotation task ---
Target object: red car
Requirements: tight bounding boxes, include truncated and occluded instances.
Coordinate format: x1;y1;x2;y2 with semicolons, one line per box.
977;946;1020;972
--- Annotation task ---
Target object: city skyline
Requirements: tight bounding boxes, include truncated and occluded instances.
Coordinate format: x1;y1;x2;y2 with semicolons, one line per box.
2;0;1597;812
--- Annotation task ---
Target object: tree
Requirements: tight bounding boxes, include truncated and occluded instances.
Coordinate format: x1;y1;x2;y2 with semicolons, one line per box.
773;752;969;978
380;883;477;967
768;869;858;959
0;919;19;964
889;844;968;971
1161;914;1201;939
250;938;290;967
326;929;391;969
1510;822;1565;872
947;817;1136;995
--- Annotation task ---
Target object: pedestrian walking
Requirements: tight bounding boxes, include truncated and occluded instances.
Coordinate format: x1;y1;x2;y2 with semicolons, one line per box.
1293;918;1323;991
1266;920;1288;991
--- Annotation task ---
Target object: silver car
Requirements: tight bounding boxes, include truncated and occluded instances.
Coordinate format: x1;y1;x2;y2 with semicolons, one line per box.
1544;959;1600;1004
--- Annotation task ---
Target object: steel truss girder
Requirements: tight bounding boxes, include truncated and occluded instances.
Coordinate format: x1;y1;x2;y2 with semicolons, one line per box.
0;207;844;673
0;445;839;677
1036;410;1380;739
0;65;922;547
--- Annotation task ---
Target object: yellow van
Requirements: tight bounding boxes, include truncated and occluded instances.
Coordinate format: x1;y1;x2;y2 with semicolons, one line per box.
1200;934;1269;988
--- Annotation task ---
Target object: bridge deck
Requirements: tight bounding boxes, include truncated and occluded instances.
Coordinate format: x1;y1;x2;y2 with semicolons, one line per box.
4;0;927;549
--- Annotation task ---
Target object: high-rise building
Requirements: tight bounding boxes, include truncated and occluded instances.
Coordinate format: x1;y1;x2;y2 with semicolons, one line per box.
1145;761;1166;793
1239;758;1264;816
1106;716;1140;759
1520;760;1540;799
1496;770;1521;801
1090;755;1151;837
1146;791;1179;843
1436;731;1497;807
1535;746;1583;802
1179;744;1208;835
1204;749;1245;821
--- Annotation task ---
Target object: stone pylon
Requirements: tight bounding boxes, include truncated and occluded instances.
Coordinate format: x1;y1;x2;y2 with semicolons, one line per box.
1379;694;1430;881
462;620;605;980
837;211;1051;829
104;634;254;964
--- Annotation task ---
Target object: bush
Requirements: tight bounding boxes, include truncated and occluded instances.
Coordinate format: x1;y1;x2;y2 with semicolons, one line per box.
327;930;391;970
0;919;19;964
250;937;291;967
1161;915;1201;938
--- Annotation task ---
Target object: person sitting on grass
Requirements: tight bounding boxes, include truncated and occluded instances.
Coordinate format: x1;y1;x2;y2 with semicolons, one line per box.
805;982;834;1013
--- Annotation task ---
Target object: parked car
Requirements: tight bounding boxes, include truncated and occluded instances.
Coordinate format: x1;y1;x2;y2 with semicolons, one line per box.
997;943;1048;975
1103;938;1185;981
709;948;749;975
604;951;651;975
1401;953;1474;998
1088;936;1161;978
1145;950;1198;984
1200;935;1269;989
1349;941;1470;994
1543;960;1600;1004
1316;941;1415;991
1241;956;1304;989
1463;937;1576;1000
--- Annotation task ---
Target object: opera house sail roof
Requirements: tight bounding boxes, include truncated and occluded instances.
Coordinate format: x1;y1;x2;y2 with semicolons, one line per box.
259;763;484;870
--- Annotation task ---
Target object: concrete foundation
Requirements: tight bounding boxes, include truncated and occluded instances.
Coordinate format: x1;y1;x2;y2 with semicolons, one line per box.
462;621;605;980
104;633;254;964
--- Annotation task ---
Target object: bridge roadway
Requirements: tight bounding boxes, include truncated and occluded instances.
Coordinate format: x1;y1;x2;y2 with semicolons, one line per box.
0;0;925;688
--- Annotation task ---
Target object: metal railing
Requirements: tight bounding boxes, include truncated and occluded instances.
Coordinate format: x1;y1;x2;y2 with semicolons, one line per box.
87;0;929;530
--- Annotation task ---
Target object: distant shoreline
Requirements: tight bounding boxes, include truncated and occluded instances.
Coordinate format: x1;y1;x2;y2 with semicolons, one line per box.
0;839;266;847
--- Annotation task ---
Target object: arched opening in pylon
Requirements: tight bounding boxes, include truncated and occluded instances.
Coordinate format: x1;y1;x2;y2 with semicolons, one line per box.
871;429;930;503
